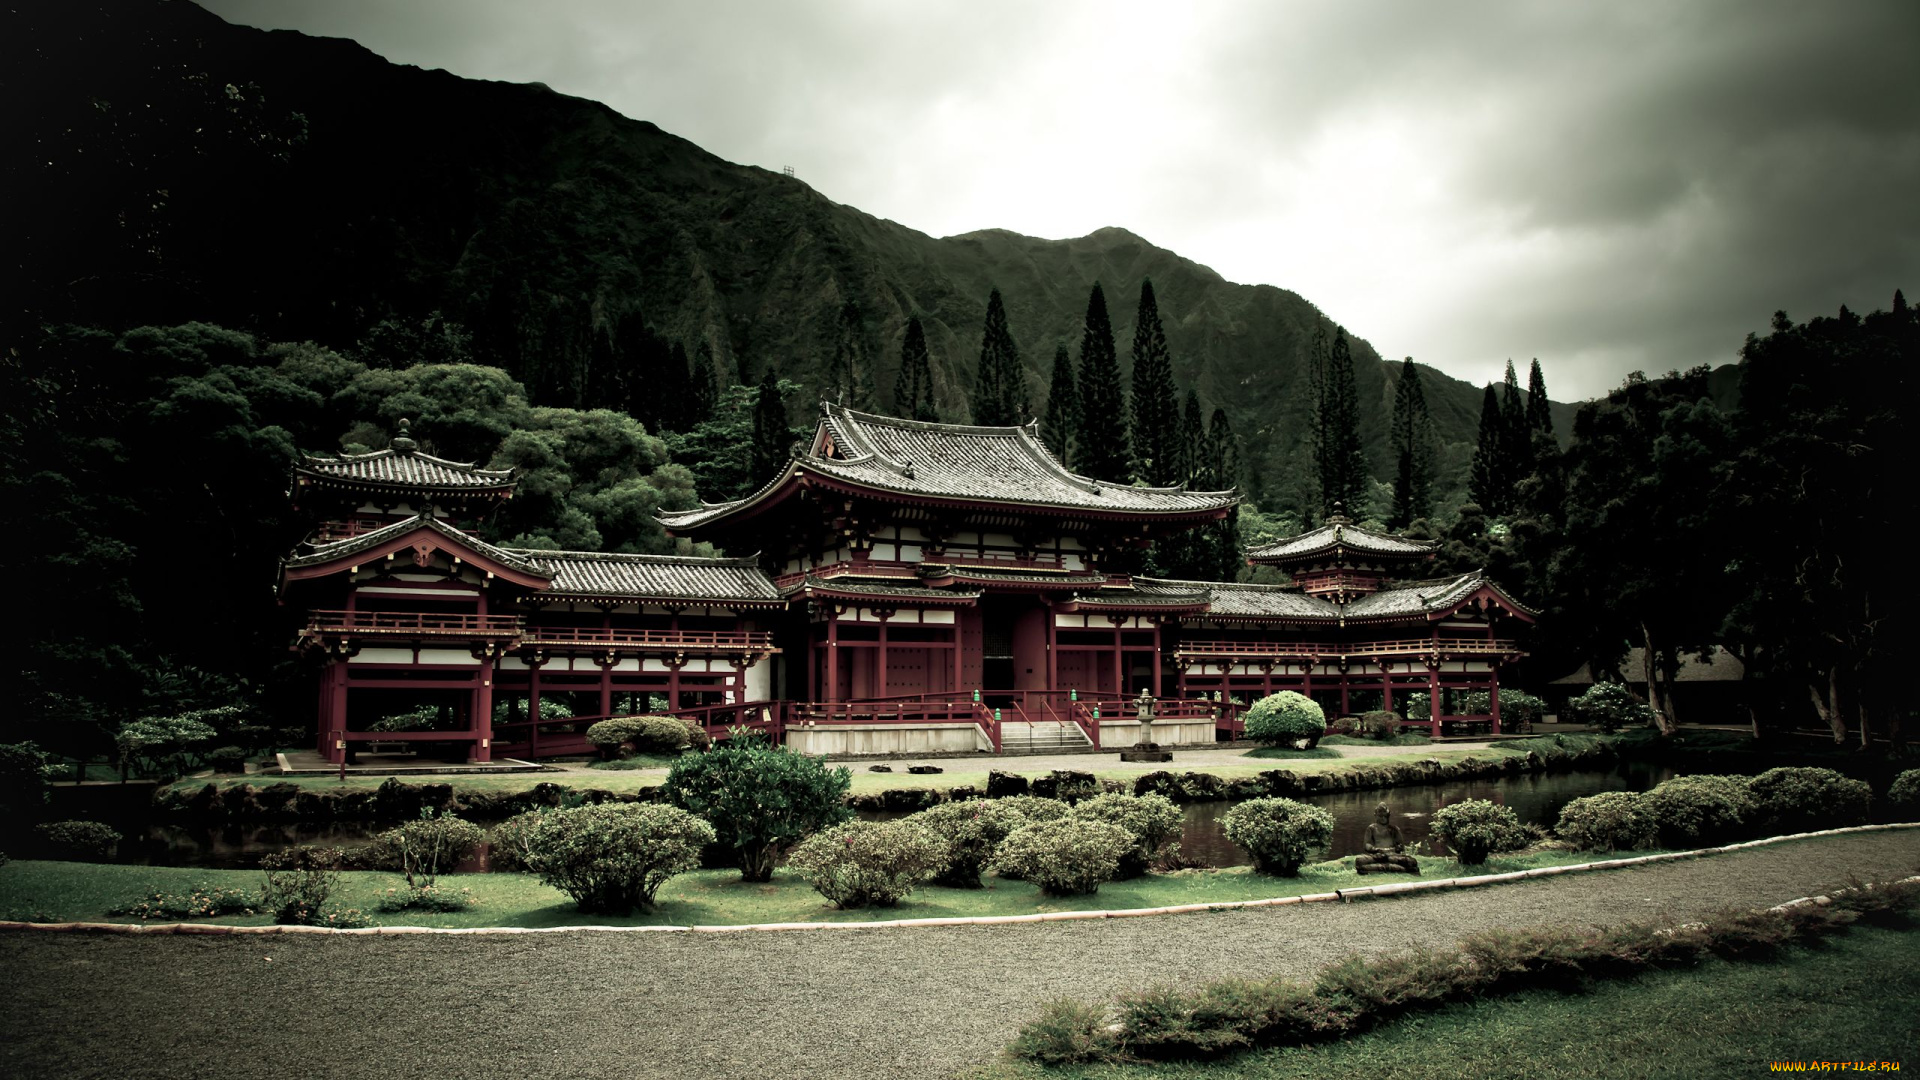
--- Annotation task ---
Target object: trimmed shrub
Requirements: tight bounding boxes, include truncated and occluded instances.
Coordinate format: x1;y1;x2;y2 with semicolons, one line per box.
584;717;648;759
681;718;712;753
1221;798;1334;876
1430;799;1527;865
991;795;1074;823
207;746;249;774
1242;691;1326;749
663;734;852;881
373;884;475;913
373;809;485;888
1355;711;1401;741
1563;682;1655;733
486;810;549;872
1072;792;1184;878
1643;774;1754;847
988;818;1134;896
116;713;220;778
909;800;1032;888
1889;769;1920;810
259;845;347;925
631;715;695;754
787;819;947;908
1555;791;1657;852
1748;767;1871;833
111;885;257;920
34;820;122;860
1010;999;1118;1066
524;803;716;914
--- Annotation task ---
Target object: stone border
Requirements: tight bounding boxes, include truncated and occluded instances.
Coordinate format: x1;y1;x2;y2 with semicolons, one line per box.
3;822;1913;938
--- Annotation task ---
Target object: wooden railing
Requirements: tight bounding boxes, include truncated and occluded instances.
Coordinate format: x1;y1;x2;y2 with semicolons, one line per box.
305;610;524;635
1175;638;1521;659
518;626;776;651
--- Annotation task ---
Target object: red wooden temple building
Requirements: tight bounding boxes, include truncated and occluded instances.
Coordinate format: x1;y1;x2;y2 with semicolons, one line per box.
278;408;1536;763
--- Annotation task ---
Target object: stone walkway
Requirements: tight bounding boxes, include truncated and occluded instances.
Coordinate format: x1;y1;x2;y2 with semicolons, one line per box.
2;830;1915;1080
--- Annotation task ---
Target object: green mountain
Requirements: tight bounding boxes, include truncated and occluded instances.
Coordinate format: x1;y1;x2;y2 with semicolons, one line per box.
9;0;1575;514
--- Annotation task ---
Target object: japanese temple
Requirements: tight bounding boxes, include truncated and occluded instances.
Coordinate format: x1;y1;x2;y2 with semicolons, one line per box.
278;406;1536;763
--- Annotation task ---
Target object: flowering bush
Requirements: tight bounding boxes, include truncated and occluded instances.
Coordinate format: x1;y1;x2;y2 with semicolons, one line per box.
1430;799;1528;865
909;800;1033;888
1242;692;1326;748
1643;774;1754;847
1555;791;1657;852
372;809;485;888
1748;767;1871;833
525;803;716;914
1220;798;1334;876
373;884;476;913
111;885;257;920
259;845;348;925
787;819;948;908
34;820;122;860
988;819;1134;896
1072;793;1184;878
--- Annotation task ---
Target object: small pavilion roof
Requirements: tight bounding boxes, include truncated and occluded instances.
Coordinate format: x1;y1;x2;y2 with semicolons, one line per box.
661;403;1237;531
293;419;515;497
1342;571;1540;622
284;513;546;576
1245;513;1434;565
781;574;983;607
507;550;785;607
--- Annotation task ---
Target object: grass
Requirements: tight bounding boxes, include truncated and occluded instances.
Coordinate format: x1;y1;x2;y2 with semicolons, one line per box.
1242;747;1343;760
0;844;1649;929
1318;734;1437;748
585;754;683;770
962;924;1920;1079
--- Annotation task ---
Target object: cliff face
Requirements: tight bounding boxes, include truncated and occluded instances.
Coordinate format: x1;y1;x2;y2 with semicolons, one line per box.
10;0;1574;508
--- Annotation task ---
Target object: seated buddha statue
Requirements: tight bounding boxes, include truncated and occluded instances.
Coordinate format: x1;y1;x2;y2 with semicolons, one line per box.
1355;803;1420;875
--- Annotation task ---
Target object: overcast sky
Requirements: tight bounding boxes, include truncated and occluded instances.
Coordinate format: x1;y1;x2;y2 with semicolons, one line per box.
201;0;1918;399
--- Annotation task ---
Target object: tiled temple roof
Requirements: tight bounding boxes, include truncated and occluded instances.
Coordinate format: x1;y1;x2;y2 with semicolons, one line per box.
1148;579;1338;619
660;404;1237;530
781;574;983;606
1066;579;1213;610
294;420;515;495
508;550;785;606
284;514;547;576
916;564;1109;588
1245;516;1434;564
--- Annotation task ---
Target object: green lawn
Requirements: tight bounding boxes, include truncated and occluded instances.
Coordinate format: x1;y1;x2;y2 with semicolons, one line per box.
962;925;1920;1079
0;845;1651;929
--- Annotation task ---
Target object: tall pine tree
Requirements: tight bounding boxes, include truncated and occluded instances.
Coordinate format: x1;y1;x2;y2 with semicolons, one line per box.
1312;327;1367;519
1526;358;1553;441
971;288;1026;425
1500;359;1534;484
894;316;937;421
1388;357;1435;528
1467;382;1508;515
1177;390;1207;487
1040;343;1078;466
749;369;791;484
1128;279;1180;485
1076;282;1129;481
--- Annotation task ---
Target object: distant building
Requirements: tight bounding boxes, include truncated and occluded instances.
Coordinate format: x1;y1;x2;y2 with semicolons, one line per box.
278;406;1539;762
1548;647;1748;724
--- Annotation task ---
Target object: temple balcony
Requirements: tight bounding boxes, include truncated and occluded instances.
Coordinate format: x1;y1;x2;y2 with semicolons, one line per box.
302;609;524;640
1174;637;1523;661
517;625;777;653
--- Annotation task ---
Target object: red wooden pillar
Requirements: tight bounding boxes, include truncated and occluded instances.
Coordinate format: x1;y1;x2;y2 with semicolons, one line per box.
598;656;613;717
1426;662;1441;738
1111;622;1123;698
328;658;349;763
1150;620;1163;697
472;649;494;763
950;621;963;696
1488;664;1502;735
1046;610;1058;691
1339;676;1350;717
826;617;840;704
876;616;889;700
1381;662;1395;713
527;662;542;757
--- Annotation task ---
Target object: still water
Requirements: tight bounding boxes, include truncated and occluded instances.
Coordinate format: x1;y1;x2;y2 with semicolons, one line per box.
122;762;1671;870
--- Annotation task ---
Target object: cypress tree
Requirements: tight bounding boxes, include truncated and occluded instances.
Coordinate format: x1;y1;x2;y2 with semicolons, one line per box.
750;369;791;484
1526;358;1553;441
1313;327;1367;519
1178;390;1206;487
971;288;1026;425
1076;283;1129;481
1040;343;1078;466
1468;382;1508;515
1128;279;1180;485
689;343;718;426
1500;359;1534;483
1388;357;1435;528
894;316;937;421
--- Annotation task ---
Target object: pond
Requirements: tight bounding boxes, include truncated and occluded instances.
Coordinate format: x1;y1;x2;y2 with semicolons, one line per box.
109;761;1674;871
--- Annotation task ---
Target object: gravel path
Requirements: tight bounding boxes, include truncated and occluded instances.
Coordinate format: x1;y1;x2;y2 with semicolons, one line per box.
3;830;1915;1080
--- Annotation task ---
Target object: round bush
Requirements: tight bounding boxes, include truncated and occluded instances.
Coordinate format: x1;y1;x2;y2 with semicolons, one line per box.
1564;683;1654;733
1220;797;1334;876
584;717;648;757
1242;691;1327;748
1355;711;1401;741
207;746;249;774
990;795;1074;823
681;719;712;753
909;800;1033;888
486;810;549;872
988;819;1135;896
1889;769;1920;810
1747;767;1871;833
1643;774;1754;847
631;715;695;754
524;803;717;914
787;819;948;908
1072;793;1184;877
1430;799;1527;865
373;810;486;888
1555;791;1657;852
663;736;852;881
34;820;122;860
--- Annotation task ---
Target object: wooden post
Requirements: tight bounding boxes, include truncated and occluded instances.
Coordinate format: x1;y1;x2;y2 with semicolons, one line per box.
528;664;542;757
1488;664;1502;735
951;620;963;697
472;649;494;763
1150;620;1163;697
876;616;889;700
1046;610;1058;691
827;616;840;704
1111;622;1123;698
1381;662;1394;713
329;658;349;764
1427;662;1441;738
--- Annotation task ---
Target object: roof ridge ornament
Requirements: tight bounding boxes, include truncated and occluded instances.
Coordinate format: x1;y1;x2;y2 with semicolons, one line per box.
390;418;417;454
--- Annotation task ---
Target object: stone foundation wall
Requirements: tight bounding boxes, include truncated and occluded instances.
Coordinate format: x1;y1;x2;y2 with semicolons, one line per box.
783;722;990;757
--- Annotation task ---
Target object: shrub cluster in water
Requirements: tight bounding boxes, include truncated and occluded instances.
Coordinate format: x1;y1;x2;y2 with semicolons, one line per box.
1554;766;1875;854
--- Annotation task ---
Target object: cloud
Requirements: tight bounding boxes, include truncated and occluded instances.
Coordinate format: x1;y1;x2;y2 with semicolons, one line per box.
201;0;1920;399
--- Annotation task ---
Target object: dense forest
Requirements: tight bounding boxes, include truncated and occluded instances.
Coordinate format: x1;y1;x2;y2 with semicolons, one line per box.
1;2;1910;757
